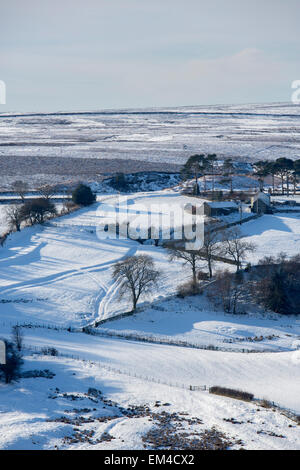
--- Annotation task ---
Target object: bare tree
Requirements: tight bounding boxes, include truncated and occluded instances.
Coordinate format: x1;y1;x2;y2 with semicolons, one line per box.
0;340;23;384
207;153;217;192
112;255;160;311
11;180;28;202
167;243;204;284
198;224;223;278
36;184;57;200
5;205;24;232
210;270;243;314
0;233;9;247
222;158;235;192
255;253;300;315
21;198;57;225
221;227;256;271
12;325;23;352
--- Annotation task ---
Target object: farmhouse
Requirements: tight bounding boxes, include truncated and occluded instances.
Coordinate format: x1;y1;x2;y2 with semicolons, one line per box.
190;201;239;217
204;201;238;217
251;192;272;214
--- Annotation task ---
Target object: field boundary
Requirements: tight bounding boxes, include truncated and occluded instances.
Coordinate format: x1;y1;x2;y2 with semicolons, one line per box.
23;344;300;424
0;320;277;354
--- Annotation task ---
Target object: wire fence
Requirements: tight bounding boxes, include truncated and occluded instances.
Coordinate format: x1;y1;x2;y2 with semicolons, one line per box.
0;320;80;332
0;320;275;354
82;327;273;353
24;343;207;392
23;343;299;424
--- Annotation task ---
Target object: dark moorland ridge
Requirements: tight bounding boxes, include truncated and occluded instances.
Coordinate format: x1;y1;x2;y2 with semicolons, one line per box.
0;155;181;176
0;155;181;189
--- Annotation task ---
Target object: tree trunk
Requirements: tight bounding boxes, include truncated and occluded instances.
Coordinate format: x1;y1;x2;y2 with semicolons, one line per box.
212;164;215;192
233;293;237;315
132;292;137;311
208;258;212;278
192;262;197;284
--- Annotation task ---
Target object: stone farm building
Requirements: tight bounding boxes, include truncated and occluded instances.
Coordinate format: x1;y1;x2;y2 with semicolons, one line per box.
251;192;272;214
185;201;238;217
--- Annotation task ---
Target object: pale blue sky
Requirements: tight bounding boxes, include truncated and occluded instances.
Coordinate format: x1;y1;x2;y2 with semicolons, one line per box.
1;0;300;112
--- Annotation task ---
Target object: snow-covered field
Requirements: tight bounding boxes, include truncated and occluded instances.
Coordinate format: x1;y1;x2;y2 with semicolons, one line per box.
0;192;196;326
241;213;300;263
0;189;300;449
96;295;300;352
0;325;298;412
1;191;299;325
1;353;299;450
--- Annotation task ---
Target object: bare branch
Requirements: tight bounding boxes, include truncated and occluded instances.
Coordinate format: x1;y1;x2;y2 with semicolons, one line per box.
112;255;160;310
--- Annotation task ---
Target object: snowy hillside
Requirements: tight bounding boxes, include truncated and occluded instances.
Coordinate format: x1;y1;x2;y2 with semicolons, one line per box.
0;352;299;450
1;191;300;325
0;189;300;449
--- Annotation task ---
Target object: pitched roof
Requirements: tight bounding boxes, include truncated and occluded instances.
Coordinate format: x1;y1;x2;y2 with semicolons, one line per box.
252;192;271;205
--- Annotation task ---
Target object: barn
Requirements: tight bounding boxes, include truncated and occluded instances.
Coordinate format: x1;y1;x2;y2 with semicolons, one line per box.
251;192;272;214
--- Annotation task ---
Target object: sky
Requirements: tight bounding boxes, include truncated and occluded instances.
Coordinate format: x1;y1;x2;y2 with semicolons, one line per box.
1;0;300;112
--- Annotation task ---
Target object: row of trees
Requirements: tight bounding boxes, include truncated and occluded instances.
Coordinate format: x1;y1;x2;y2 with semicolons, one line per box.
11;180;96;205
11;180;59;202
6;198;57;232
5;183;96;234
167;226;255;281
181;154;239;194
111;226;255;311
181;154;300;196
6;181;61;233
112;246;299;316
253;158;300;195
